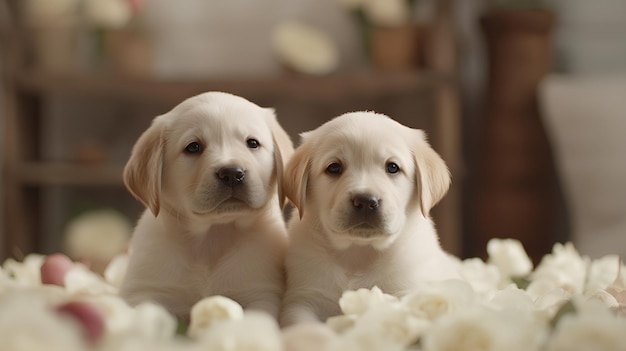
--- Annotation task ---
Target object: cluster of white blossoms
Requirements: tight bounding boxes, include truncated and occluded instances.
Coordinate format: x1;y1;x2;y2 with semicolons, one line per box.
1;238;626;351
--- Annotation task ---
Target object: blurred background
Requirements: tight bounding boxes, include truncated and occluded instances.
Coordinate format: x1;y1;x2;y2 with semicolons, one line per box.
1;0;625;269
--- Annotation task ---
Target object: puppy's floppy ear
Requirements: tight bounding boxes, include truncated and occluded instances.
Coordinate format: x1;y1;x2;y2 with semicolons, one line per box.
410;129;451;217
283;134;312;218
264;108;295;209
123;119;165;217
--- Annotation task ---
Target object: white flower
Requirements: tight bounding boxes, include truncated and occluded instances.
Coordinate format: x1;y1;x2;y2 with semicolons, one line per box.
339;286;398;316
530;242;589;295
132;302;177;340
331;304;429;351
104;253;129;289
188;296;244;339
422;306;547;351
64;209;131;265
488;285;536;313
362;0;411;27
272;21;339;75
198;311;282;351
98;336;201;351
487;238;533;280
546;299;626;351
282;323;337;351
587;289;619;309
82;294;136;337
459;257;501;295
83;0;133;29
586;254;621;293
401;279;476;321
533;287;570;319
0;292;87;351
2;254;45;286
64;263;116;295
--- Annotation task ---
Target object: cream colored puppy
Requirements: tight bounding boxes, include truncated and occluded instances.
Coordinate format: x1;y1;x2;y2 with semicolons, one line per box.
120;92;293;320
280;111;459;326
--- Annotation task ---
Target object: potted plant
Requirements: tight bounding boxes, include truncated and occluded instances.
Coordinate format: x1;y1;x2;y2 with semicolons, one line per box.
338;0;422;71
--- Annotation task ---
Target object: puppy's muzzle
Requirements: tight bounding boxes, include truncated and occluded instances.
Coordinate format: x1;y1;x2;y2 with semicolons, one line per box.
216;166;245;187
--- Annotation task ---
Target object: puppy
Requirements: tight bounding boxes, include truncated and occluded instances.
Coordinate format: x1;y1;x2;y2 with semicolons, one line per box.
120;92;294;320
280;111;459;326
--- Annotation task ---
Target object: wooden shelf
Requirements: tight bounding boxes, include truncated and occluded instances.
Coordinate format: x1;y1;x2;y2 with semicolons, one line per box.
16;70;451;105
13;162;124;186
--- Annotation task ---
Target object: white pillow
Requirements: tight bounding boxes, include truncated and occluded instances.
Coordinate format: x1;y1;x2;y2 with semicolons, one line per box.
540;74;626;259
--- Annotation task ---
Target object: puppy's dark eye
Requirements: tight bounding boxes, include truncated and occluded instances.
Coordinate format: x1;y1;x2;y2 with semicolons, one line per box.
184;142;202;154
326;162;342;175
246;138;260;149
386;162;400;174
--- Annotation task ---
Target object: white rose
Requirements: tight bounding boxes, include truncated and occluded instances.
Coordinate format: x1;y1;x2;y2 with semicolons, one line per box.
198;311;282;351
272;21;339;75
422;306;547;351
330;304;429;351
487;238;533;280
339;286;398;316
0;292;87;351
104;254;129;289
362;0;411;27
586;289;619;309
132;302;177;340
459;257;501;295
530;242;589;295
98;336;201;351
188;296;244;339
533;287;570;319
488;285;536;313
2;254;45;286
586;254;621;293
82;295;136;337
64;263;116;295
401;279;476;321
546;299;626;351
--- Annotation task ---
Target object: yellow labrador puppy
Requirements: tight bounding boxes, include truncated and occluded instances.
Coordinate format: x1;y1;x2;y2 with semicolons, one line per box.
120;92;293;320
280;111;459;326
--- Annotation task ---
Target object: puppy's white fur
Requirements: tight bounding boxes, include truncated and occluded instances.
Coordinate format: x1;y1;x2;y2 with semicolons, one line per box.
120;92;293;319
281;111;459;326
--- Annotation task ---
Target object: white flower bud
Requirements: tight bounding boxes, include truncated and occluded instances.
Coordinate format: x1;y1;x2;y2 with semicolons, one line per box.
188;296;244;339
339;286;398;316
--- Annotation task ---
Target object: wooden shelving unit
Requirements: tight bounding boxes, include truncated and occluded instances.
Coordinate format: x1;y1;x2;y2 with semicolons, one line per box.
15;69;451;103
1;0;463;260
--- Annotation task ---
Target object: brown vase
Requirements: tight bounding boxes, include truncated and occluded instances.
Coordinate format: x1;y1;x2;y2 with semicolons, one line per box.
474;9;559;263
370;24;420;71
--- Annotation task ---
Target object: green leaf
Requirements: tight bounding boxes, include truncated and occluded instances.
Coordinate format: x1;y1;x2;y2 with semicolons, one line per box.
176;317;189;337
511;276;531;290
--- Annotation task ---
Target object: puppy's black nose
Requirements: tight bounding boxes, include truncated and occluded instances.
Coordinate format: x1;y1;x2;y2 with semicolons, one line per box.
352;194;380;211
217;166;245;187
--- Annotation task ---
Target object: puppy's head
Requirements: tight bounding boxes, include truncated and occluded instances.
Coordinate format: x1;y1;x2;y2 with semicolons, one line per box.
284;111;450;250
124;92;293;223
